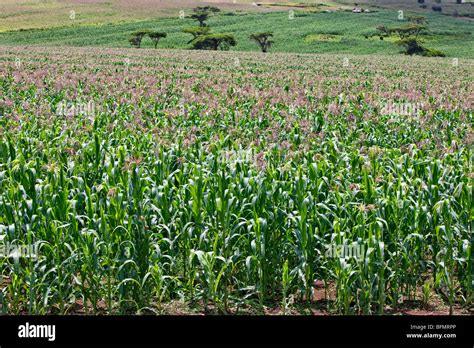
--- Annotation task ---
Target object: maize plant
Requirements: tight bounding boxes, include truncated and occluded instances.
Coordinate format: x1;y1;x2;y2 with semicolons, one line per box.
0;46;472;315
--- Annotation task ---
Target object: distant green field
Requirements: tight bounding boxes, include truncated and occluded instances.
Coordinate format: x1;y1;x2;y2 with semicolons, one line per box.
0;9;473;58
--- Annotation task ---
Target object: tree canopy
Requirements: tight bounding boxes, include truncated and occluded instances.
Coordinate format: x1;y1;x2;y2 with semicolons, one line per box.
190;6;221;27
250;32;274;53
148;31;167;48
128;30;152;48
191;33;236;51
182;26;211;43
375;16;444;57
128;30;167;49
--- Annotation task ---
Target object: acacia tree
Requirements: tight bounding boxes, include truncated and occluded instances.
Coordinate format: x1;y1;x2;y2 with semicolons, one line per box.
190;6;220;27
182;26;211;43
191;33;236;50
190;11;209;27
129;36;141;48
375;16;444;56
195;6;221;14
250;32;274;53
129;30;151;48
149;31;167;48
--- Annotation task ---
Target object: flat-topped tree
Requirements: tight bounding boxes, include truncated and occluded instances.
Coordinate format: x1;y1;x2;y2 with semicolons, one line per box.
129;29;151;48
191;11;210;27
250;32;274;53
194;6;220;14
190;6;220;27
407;15;427;25
376;16;428;41
375;16;444;57
182;26;211;44
149;31;167;48
191;33;236;51
129;36;141;48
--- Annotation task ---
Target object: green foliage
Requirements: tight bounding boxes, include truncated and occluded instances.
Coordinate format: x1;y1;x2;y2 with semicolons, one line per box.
182;26;211;43
376;24;427;41
423;47;446;57
129;30;166;49
191;33;236;50
396;38;445;57
128;30;152;48
376;16;446;57
129;36;141;48
249;32;274;53
190;6;221;27
397;38;426;55
148;31;167;49
190;11;210;27
0;10;472;57
194;6;221;14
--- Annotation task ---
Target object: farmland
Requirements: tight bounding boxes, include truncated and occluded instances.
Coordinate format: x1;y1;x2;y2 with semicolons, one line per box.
0;46;472;315
0;8;473;58
0;0;347;32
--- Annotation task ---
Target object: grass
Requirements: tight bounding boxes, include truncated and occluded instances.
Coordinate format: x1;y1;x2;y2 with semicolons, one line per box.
0;9;473;57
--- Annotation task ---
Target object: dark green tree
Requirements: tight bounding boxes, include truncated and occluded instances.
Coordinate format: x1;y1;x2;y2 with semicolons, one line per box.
191;33;236;50
190;6;220;27
149;31;167;48
128;30;151;48
191;11;210;27
194;6;221;14
249;32;274;53
375;16;445;57
182;26;211;43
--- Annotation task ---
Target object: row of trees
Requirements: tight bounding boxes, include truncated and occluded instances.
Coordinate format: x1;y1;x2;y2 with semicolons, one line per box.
129;8;444;57
129;30;167;48
129;6;275;53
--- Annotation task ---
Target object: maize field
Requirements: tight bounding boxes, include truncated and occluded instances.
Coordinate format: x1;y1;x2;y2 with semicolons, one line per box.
0;47;472;315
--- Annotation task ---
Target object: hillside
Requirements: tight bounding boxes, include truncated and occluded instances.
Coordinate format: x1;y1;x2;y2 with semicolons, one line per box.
1;0;472;32
0;8;473;58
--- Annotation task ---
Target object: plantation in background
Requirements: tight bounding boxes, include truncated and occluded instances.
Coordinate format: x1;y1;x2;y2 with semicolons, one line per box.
0;9;473;58
0;47;472;314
